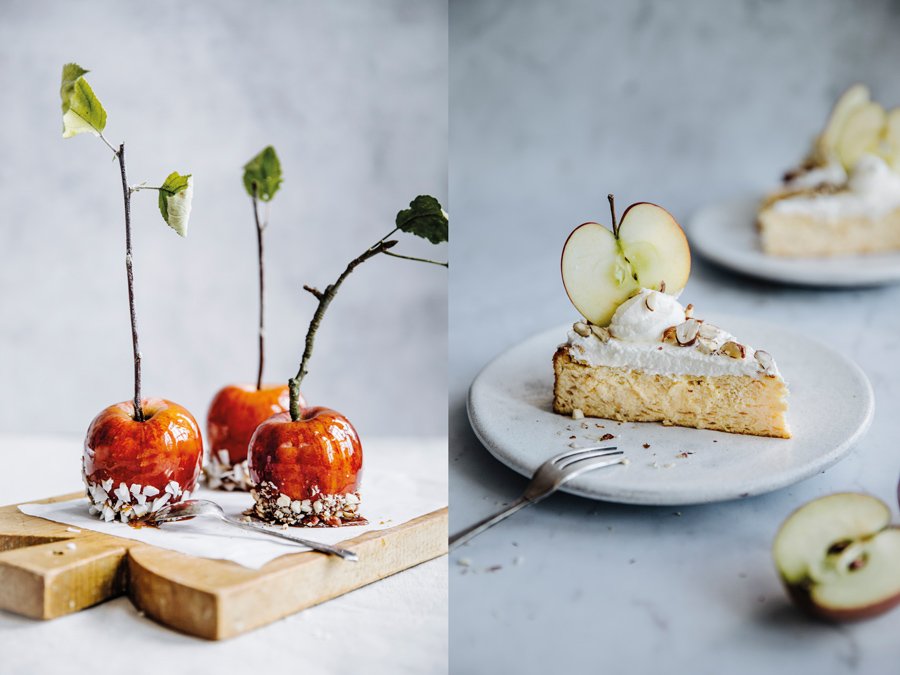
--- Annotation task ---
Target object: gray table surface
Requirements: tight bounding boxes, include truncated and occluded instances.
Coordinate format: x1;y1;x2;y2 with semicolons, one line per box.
449;1;900;672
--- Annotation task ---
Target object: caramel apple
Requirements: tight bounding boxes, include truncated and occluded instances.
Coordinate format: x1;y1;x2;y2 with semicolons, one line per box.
205;147;303;491
246;195;447;526
206;383;301;490
83;399;203;522
248;407;364;526
61;63;198;523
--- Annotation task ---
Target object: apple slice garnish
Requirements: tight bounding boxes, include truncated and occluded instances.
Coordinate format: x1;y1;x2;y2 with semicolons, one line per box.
884;108;900;170
817;84;871;160
561;196;690;326
773;493;900;621
835;102;886;170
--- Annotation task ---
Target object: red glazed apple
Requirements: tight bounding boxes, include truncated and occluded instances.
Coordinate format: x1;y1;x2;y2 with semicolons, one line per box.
247;407;365;527
61;65;200;525
205;384;299;490
83;398;203;523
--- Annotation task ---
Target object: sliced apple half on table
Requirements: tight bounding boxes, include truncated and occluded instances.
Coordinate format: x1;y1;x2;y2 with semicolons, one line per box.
773;493;900;621
561;201;691;326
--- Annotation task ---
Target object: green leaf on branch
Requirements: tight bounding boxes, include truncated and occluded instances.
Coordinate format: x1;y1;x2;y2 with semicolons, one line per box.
396;195;448;244
243;145;283;201
158;172;193;236
60;63;107;138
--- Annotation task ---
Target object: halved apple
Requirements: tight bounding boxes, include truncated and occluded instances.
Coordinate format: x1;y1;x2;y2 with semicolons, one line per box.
884;108;900;170
773;493;900;621
817;84;871;161
561;201;690;326
836;102;886;170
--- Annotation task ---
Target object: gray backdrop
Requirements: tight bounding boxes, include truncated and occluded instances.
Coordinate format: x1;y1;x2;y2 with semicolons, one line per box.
451;0;900;329
450;1;900;673
0;0;448;439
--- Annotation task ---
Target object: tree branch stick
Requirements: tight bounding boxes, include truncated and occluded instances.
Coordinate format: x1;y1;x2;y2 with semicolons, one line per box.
117;143;144;422
251;188;265;390
303;285;324;301
288;239;399;420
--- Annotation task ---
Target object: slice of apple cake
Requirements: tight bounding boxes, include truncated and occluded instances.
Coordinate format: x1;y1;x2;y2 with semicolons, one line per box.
553;289;790;438
758;84;900;258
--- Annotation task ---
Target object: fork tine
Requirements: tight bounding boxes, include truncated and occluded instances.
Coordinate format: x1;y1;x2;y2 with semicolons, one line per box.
559;454;626;478
558;449;623;470
550;445;618;464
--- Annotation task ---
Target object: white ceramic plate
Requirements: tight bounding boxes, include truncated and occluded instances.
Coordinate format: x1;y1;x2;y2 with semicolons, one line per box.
467;317;873;505
687;196;900;287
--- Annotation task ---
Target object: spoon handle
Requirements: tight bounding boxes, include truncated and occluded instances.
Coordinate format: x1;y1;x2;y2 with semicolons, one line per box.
223;517;359;562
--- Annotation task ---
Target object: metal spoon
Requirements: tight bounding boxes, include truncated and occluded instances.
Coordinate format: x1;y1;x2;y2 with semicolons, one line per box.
153;498;359;562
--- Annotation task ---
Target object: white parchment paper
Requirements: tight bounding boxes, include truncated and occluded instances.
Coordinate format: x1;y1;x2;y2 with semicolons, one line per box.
18;437;446;569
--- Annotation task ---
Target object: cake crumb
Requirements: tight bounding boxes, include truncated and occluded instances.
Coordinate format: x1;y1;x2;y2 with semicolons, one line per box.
677;451;694;459
642;443;651;449
65;527;81;533
599;433;615;442
486;565;503;573
571;408;584;420
621;458;630;466
65;542;77;551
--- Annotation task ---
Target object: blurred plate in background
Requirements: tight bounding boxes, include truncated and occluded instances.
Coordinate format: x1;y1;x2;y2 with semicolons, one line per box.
687;196;900;287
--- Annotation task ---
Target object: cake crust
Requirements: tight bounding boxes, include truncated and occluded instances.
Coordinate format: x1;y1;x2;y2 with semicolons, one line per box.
553;348;791;439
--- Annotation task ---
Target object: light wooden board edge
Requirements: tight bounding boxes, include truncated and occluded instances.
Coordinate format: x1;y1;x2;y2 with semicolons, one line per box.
0;494;448;638
129;508;449;639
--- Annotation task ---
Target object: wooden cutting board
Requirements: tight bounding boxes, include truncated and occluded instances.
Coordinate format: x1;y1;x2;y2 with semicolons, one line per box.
0;493;447;640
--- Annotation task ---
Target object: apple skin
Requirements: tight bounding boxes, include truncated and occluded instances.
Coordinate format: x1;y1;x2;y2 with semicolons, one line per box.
206;383;298;466
248;406;363;500
83;398;203;496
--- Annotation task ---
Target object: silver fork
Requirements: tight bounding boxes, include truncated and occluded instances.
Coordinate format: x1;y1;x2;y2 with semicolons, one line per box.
449;446;624;550
153;499;359;562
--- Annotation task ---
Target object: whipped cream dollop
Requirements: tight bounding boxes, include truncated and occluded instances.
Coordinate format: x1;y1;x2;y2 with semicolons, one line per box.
566;291;781;379
773;154;900;218
784;162;847;190
608;289;685;342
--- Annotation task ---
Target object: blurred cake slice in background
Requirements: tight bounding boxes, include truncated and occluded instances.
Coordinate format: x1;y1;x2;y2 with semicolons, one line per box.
759;84;900;257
